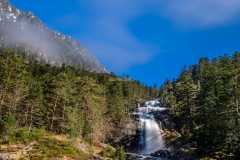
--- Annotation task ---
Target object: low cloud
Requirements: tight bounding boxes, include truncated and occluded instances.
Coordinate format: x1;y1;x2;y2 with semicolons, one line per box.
0;15;62;62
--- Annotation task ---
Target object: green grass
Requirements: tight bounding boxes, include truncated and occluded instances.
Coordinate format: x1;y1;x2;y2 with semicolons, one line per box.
30;137;91;160
1;128;92;160
14;128;45;143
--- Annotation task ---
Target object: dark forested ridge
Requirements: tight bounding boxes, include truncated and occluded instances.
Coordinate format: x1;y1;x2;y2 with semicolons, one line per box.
0;48;158;159
159;53;240;159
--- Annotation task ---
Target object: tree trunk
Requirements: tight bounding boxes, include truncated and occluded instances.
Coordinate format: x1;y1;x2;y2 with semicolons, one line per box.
28;104;34;132
50;96;58;131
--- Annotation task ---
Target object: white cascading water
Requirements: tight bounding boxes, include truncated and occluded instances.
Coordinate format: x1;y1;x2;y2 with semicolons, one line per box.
139;116;165;154
136;100;167;155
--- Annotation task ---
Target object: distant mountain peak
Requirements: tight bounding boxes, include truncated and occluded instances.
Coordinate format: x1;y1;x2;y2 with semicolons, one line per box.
0;0;108;73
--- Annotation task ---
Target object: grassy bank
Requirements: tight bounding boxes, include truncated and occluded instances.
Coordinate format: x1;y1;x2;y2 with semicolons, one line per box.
0;128;126;160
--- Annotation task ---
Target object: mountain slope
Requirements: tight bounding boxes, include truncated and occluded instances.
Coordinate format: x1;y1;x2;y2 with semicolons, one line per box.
0;0;107;73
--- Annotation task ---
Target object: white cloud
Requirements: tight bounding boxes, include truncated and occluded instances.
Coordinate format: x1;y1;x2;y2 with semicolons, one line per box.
161;0;240;27
84;40;152;71
71;0;157;71
57;0;240;71
80;16;156;71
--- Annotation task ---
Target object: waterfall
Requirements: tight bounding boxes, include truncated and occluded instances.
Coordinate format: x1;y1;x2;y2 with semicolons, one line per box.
135;100;167;155
138;114;165;154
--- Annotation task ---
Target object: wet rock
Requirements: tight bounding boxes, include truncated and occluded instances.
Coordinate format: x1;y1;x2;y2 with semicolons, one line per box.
151;150;171;159
126;153;146;160
126;153;162;160
170;149;195;160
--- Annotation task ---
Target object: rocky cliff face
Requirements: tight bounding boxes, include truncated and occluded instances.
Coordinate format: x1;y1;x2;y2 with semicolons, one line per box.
0;0;107;73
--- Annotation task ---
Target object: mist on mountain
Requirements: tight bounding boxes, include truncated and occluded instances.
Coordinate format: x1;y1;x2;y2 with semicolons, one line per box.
0;0;107;72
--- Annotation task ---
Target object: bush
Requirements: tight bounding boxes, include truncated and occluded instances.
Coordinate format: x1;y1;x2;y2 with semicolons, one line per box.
101;144;116;158
14;128;45;143
0;114;16;143
34;137;90;159
115;146;126;160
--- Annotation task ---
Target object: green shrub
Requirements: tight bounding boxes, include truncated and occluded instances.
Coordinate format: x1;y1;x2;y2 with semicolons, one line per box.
0;114;16;143
115;146;126;160
101;144;116;158
14;128;45;143
34;138;90;159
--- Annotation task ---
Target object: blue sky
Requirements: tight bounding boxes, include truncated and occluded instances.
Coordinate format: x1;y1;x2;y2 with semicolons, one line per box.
10;0;240;85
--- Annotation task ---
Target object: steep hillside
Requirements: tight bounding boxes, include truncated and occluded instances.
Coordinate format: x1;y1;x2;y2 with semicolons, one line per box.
159;53;240;159
0;48;158;159
0;0;107;73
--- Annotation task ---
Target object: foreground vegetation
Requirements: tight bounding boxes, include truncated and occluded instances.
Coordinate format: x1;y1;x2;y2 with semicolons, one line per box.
159;53;240;159
0;48;158;159
0;127;127;159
